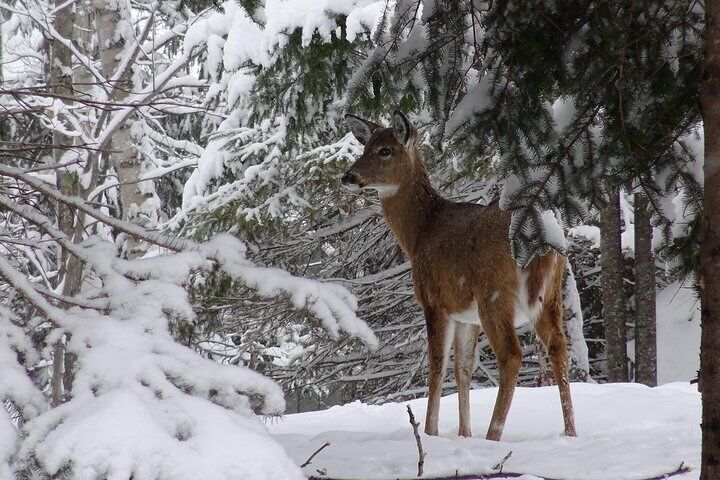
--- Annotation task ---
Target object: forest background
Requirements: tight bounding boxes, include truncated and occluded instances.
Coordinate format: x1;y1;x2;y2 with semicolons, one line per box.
0;0;710;479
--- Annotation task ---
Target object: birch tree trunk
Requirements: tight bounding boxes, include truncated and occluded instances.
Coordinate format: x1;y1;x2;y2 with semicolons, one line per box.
633;193;656;386
699;1;720;476
600;186;628;382
94;0;150;258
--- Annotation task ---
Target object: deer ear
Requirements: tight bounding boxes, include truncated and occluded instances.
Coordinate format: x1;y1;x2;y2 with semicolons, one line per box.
392;110;414;148
346;114;379;145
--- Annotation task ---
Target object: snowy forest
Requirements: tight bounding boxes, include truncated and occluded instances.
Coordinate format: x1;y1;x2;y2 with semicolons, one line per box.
0;0;715;479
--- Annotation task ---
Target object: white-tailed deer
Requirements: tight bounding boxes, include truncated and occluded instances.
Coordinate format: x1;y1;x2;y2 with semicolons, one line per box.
342;111;576;440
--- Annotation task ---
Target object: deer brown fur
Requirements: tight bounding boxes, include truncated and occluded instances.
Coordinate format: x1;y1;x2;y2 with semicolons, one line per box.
342;111;577;440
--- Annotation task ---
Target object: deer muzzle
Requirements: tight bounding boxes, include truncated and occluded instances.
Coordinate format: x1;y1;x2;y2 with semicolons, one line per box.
341;170;362;187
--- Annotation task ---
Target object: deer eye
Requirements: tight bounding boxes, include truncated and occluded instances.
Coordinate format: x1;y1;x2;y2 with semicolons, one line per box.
378;147;392;157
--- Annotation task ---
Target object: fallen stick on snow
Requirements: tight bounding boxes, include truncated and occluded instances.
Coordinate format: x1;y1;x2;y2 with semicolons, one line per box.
301;442;331;468
307;461;691;480
492;451;512;474
406;405;426;477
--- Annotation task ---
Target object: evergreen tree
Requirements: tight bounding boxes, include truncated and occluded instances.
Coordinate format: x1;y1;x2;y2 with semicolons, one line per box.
0;1;373;477
175;0;595;410
351;0;702;383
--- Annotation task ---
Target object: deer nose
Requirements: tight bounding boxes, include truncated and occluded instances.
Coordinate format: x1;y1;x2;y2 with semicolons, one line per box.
341;171;359;186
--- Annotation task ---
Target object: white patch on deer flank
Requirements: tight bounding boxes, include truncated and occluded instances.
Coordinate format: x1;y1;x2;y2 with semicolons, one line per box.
449;301;481;325
490;291;500;302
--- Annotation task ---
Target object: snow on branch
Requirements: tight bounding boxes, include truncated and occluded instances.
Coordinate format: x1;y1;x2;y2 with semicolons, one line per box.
0;184;312;480
0;164;377;345
0;307;46;477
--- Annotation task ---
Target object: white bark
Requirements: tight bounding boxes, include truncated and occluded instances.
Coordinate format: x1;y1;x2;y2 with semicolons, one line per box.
94;0;155;258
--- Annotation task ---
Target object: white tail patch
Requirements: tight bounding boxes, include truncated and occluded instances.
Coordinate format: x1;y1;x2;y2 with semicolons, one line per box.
514;268;551;328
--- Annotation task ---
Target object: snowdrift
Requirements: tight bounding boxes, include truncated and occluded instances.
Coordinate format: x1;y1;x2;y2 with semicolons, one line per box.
269;382;698;480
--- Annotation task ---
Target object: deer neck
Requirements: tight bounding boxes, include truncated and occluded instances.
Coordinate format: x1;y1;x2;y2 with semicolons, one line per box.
379;162;441;258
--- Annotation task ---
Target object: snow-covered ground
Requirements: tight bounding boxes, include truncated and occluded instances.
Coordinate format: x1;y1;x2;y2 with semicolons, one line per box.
268;382;699;479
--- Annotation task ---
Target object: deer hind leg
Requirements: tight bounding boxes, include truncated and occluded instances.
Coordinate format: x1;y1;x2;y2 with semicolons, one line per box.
454;322;481;437
533;271;577;437
478;298;521;441
424;308;453;436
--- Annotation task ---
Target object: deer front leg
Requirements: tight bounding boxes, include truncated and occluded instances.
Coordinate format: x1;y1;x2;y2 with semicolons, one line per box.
424;309;452;436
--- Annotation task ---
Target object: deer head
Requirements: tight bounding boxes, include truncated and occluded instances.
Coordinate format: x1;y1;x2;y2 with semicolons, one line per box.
341;111;419;197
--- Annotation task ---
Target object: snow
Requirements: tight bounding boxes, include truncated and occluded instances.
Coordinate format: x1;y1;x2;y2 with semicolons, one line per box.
551;96;576;133
0;228;309;479
656;282;700;384
200;234;378;347
268;382;699;479
445;74;493;137
682;128;704;185
345;2;387;43
567;225;600;249
620;190;635;251
20;389;303;480
221;0;385;70
0;307;46;477
0;179;375;478
563;261;590;377
540;210;566;251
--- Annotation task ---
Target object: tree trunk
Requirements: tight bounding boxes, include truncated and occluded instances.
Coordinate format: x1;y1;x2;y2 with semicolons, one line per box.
633;193;657;386
60;0;99;396
94;0;150;258
699;1;720;477
47;0;76;407
0;9;9;142
600;186;628;382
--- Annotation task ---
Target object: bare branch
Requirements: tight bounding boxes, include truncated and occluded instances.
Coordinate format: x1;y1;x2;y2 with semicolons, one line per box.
0;164;193;252
300;442;331;468
0;255;68;327
406;405;425;477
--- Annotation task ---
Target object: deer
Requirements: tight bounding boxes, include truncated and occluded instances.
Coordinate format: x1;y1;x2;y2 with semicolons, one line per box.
341;111;577;441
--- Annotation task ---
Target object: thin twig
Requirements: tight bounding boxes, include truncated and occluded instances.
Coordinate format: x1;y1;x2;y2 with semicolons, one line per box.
301;442;331;468
492;451;512;474
406;405;425;477
308;461;691;480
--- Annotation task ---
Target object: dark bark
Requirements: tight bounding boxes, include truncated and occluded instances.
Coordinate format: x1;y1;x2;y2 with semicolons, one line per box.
700;1;720;477
600;186;628;382
633;193;657;386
